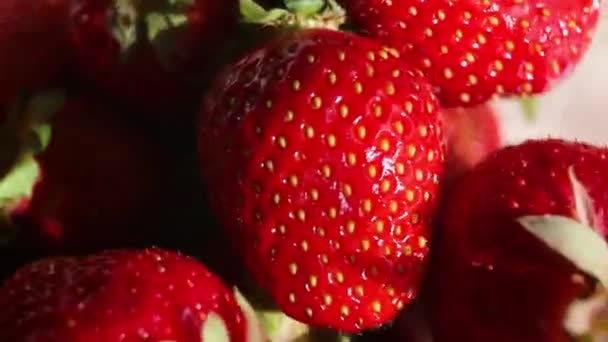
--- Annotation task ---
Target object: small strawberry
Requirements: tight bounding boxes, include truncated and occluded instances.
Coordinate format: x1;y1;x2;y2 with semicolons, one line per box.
198;28;445;332
1;92;178;259
430;139;608;341
66;0;239;123
442;102;501;181
342;0;602;107
0;248;265;342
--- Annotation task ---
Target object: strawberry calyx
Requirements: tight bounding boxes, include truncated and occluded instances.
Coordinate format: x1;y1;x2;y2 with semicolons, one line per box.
111;0;193;66
240;0;346;30
235;287;311;342
201;312;231;342
0;90;65;245
517;167;608;338
234;288;269;342
233;287;351;341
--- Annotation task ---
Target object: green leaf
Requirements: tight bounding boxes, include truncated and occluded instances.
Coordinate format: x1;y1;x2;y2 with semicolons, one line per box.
29;125;52;154
111;0;140;54
284;0;325;16
569;166;596;228
200;313;230;342
146;12;188;42
145;12;190;68
240;0;291;24
0;155;40;207
519;96;538;122
234;289;268;342
518;215;608;286
240;0;269;21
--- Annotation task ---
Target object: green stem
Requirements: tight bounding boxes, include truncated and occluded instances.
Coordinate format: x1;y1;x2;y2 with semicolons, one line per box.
519;96;538;123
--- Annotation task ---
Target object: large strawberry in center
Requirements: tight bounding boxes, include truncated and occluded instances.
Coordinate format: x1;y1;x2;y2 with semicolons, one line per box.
198;28;445;332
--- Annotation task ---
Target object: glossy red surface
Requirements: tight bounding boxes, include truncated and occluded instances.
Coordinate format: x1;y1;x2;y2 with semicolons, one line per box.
431;139;608;341
0;248;246;341
199;29;445;332
343;0;601;107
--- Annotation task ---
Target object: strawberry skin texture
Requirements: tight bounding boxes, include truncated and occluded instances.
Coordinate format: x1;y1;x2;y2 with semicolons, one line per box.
0;0;68;115
9;97;176;255
430;139;608;341
198;29;445;332
343;0;601;107
443;103;501;180
66;0;238;120
0;248;247;342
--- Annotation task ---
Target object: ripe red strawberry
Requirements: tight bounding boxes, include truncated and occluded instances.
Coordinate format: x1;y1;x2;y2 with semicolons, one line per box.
430;139;608;341
66;0;239;122
442;103;501;181
0;0;68;115
0;248;259;342
3;93;177;257
342;0;602;107
198;28;445;332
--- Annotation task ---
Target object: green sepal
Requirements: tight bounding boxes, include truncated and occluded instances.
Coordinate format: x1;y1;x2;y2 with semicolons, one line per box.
0;150;43;246
111;0;140;54
145;12;189;69
0;153;41;207
240;0;290;25
284;0;325;17
0;89;62;181
0;89;63;245
519;96;538;122
258;310;310;341
240;0;345;29
111;0;194;64
200;313;230;342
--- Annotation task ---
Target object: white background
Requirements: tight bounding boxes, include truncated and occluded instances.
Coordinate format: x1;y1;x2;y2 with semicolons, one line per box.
497;12;608;146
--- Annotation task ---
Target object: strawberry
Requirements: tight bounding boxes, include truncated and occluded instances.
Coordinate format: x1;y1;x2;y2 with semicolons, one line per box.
342;0;602;107
198;28;445;332
0;0;69;173
430;139;608;341
442;102;501;181
0;0;68;113
1;92;178;259
0;248;263;342
66;0;239;123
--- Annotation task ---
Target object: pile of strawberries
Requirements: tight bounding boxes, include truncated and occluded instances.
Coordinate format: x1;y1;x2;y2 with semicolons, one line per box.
0;0;605;341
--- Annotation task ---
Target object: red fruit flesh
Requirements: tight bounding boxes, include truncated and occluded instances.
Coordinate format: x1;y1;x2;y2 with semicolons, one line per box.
0;248;247;342
67;0;238;121
9;97;175;254
443;102;501;180
0;0;68;114
343;0;601;107
431;139;608;341
199;29;445;332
